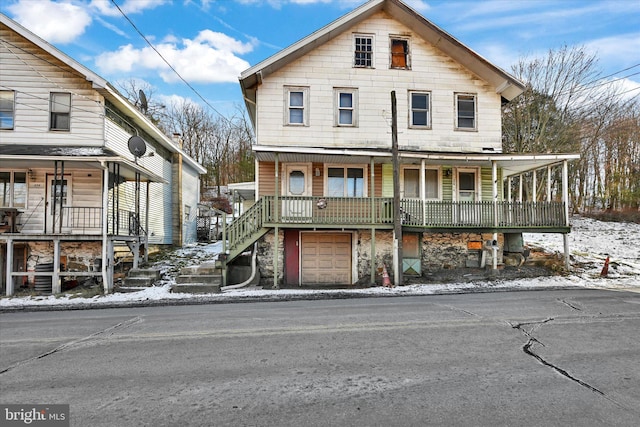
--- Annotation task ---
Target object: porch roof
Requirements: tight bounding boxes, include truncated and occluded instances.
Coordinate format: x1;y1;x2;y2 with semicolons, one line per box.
0;146;167;183
252;145;580;177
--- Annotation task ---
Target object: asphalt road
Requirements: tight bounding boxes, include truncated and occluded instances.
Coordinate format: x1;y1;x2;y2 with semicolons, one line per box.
1;289;639;426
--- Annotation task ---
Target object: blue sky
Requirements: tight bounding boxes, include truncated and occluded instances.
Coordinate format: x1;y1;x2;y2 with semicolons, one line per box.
2;0;639;118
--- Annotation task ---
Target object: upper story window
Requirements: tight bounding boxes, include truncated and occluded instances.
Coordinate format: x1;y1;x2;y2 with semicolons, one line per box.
0;171;27;208
0;91;15;130
354;35;373;68
334;88;358;127
327;166;365;197
409;91;431;128
284;86;309;126
50;92;71;131
390;37;410;69
455;93;476;130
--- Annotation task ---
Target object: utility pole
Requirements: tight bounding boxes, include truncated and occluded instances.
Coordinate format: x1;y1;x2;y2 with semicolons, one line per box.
391;91;403;286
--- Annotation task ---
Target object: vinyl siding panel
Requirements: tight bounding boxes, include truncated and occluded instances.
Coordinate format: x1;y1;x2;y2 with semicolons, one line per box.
182;162;200;244
256;11;502;155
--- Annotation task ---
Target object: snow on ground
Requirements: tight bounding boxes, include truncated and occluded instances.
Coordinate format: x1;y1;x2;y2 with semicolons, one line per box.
1;216;638;309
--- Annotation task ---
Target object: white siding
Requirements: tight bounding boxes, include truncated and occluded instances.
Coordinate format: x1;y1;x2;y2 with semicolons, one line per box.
182;162;200;244
256;12;502;154
147;159;173;245
0;25;105;147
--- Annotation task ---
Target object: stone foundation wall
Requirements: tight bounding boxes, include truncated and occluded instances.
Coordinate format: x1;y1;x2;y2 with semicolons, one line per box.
26;241;102;284
255;229;504;286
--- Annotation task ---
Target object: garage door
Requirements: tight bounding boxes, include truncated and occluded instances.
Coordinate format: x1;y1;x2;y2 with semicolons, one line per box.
301;233;351;284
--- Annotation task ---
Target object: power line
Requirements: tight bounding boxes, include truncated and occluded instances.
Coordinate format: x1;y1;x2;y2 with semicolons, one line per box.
109;0;233;125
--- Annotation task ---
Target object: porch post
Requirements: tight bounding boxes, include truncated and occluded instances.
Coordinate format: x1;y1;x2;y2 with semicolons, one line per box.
420;159;426;226
145;181;150;262
562;160;570;270
547;166;552;202
370;157;376;285
101;163;110;294
5;238;13;296
273;153;280;289
518;174;523;202
52;238;61;294
507;177;512;202
492;160;498;270
532;170;537;201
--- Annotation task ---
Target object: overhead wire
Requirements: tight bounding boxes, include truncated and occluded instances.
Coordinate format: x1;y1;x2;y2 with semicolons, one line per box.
109;0;234;125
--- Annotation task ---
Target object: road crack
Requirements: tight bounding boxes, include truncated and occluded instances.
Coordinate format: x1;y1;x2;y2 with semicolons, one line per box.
0;316;143;375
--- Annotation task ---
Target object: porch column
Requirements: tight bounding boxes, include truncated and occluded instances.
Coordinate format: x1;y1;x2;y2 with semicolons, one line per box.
101;163;110;294
273;153;280;289
507;177;512;202
491;160;498;270
518;174;523;202
370;157;376;285
52;238;61;294
5;238;13;296
562;160;570;270
547;166;552;202
420;159;426;226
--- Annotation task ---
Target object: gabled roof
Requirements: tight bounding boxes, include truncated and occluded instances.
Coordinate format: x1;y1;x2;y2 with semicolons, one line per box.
0;13;206;175
239;0;525;123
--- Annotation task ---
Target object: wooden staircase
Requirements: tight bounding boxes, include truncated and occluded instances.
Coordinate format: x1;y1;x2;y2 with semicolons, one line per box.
225;197;271;263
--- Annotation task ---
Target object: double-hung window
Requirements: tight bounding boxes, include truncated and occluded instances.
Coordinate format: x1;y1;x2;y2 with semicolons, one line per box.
409;91;430;128
390;37;410;69
50;92;71;131
402;167;440;200
354;35;373;68
284;86;309;126
0;90;15;130
0;171;27;208
335;88;358;127
455;93;476;130
327;166;365;197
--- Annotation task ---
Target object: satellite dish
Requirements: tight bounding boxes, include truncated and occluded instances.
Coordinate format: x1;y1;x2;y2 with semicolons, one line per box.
128;136;147;158
139;89;148;114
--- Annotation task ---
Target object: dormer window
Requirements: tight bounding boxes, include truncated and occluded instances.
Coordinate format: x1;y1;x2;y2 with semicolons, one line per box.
354;35;373;68
390;37;410;69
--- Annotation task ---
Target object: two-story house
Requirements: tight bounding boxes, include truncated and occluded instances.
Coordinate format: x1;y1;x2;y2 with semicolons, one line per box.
230;0;579;288
0;14;206;296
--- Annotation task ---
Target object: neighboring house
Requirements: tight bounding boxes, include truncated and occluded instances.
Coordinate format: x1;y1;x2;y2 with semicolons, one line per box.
232;0;579;288
0;14;206;296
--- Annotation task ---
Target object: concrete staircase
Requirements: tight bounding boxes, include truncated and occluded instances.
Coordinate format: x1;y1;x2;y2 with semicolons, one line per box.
118;268;161;292
171;261;222;294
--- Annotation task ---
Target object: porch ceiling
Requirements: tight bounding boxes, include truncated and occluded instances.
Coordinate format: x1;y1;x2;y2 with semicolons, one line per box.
253;146;580;176
0;154;167;183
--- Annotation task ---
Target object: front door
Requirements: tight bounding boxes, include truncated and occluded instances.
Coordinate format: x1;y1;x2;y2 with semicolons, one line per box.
457;169;478;224
402;233;421;275
284;229;300;286
46;175;72;233
282;164;312;221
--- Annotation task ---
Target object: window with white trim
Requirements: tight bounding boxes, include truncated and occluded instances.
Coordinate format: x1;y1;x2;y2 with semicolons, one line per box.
334;88;358;127
327;166;365;197
402;167;440;200
354;35;373;68
0;171;27;208
284;86;309;126
409;91;430;128
0;90;15;130
50;92;71;131
455;93;476;130
390;37;410;69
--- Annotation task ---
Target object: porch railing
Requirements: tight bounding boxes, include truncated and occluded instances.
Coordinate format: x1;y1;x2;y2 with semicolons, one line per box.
107;209;146;236
60;207;103;233
256;197;565;229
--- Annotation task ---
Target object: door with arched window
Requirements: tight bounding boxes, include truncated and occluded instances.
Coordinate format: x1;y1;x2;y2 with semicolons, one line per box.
282;164;312;221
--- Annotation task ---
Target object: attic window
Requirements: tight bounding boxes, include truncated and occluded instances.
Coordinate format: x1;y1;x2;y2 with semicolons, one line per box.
354;35;373;68
390;38;410;69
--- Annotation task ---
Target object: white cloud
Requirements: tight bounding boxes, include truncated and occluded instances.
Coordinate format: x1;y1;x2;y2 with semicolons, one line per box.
95;31;254;83
7;0;92;44
584;33;640;72
90;0;167;17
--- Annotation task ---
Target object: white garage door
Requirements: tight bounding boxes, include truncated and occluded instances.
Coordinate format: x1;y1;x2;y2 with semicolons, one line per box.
300;233;351;284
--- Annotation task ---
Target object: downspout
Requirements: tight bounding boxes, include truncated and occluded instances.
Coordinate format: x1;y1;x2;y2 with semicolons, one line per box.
562;160;570;270
221;243;258;291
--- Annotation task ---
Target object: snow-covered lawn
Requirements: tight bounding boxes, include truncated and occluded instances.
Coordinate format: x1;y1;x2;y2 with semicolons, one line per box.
1;216;638;309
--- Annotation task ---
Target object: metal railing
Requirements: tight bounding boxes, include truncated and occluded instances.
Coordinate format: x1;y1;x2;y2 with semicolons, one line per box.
60;207;103;233
107;209;146;236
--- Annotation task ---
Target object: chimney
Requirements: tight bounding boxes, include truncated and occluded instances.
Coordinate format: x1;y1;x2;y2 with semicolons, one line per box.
172;132;183;148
